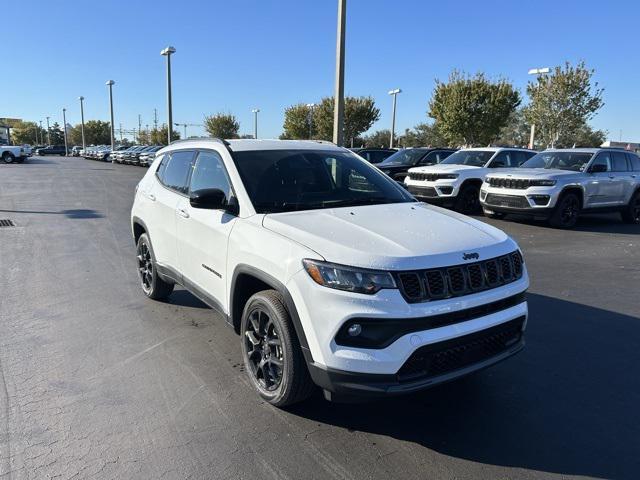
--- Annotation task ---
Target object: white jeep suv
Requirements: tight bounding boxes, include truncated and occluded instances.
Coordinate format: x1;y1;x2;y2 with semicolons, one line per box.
404;147;537;214
131;139;529;406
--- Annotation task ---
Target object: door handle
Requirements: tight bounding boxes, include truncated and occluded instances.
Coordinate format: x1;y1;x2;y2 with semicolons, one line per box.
176;208;190;218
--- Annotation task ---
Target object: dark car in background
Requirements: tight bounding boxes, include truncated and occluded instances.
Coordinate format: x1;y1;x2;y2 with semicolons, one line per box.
376;147;457;183
36;145;67;156
351;148;396;164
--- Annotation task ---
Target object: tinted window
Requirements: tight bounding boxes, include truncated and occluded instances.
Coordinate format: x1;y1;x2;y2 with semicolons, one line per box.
627;153;640;171
364;150;393;164
379;149;428;166
513;151;532;166
420;150;444;165
155;154;168;178
440;150;494;167
160;150;195;193
522;151;594;171
591;152;612;172
489;151;511;168
189;150;232;198
612;152;628;172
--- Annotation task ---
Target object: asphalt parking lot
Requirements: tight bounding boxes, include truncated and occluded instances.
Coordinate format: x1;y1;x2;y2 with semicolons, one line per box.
0;155;639;480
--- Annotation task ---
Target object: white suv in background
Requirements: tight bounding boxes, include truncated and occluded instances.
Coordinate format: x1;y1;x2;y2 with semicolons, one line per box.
404;147;537;213
131;139;529;406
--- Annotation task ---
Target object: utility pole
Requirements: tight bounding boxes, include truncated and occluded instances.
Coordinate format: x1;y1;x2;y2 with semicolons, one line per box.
34;123;39;145
46;116;51;145
161;46;176;144
251;109;260;139
332;0;346;146
106;80;116;154
306;103;315;139
388;88;401;148
154;109;158;130
62;108;68;156
527;67;550;149
138;114;142;143
39;121;43;145
78;96;86;152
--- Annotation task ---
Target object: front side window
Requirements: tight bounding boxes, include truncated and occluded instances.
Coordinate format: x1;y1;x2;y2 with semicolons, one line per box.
379;149;427;166
189;150;232;198
440;150;495;167
489;151;512;168
232;149;415;213
521;151;594;171
159;150;195;193
590;152;612;172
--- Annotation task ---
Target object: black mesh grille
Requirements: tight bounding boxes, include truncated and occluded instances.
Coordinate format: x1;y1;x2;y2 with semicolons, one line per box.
409;172;440;182
397;316;525;382
485;194;529;209
395;251;524;303
488;177;531;189
407;185;438;197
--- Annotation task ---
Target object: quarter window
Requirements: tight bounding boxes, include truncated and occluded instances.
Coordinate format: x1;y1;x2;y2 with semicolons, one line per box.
627;153;640;171
189;151;232;198
160;150;195;194
612;152;629;172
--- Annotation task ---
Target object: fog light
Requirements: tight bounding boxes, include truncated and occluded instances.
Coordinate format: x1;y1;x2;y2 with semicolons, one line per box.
439;186;453;195
529;194;550;206
347;324;362;337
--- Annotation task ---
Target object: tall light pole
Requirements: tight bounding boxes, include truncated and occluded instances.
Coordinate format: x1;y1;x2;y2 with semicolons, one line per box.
251;109;260;139
34;123;39;145
527;67;550;149
388;88;402;148
46;116;51;145
62;108;68;156
106;80;116;154
161;46;176;144
39;121;43;145
306;103;316;139
332;0;346;146
78;96;86;152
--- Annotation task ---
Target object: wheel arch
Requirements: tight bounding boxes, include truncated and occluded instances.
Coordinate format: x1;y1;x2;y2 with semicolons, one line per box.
230;265;312;362
131;216;148;245
559;186;585;208
460;178;483;189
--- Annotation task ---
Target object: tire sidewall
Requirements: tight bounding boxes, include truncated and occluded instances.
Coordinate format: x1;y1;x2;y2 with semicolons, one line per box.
551;193;580;228
456;184;481;214
624;190;640;224
137;233;160;297
240;293;295;405
2;153;14;164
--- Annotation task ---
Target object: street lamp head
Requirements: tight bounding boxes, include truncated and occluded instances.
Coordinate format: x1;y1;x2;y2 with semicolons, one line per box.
306;103;316;108
78;96;84;101
161;46;176;56
252;108;260;113
63;108;66;112
528;67;551;75
388;88;402;95
106;80;115;86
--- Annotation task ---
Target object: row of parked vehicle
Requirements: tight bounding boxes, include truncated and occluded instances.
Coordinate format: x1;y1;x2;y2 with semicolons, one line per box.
82;145;163;166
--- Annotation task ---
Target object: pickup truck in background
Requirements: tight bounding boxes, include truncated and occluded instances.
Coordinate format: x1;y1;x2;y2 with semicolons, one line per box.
0;145;29;163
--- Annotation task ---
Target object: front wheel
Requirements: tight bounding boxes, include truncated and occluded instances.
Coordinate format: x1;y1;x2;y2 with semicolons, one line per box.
241;290;314;407
2;152;15;164
454;184;481;214
549;193;580;229
621;190;640;224
136;233;174;300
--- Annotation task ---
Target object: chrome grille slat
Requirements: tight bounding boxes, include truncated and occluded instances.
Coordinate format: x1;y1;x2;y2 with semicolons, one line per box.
396;251;524;303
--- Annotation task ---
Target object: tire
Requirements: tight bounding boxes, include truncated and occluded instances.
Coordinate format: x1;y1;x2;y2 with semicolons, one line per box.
136;233;174;300
454;184;481;214
240;290;314;407
621;190;640;224
2;152;15;164
549;192;580;229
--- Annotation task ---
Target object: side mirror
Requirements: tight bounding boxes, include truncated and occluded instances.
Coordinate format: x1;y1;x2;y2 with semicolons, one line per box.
190;188;239;215
589;163;607;173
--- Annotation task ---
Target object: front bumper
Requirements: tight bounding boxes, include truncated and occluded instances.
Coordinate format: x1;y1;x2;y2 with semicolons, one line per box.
480;185;560;217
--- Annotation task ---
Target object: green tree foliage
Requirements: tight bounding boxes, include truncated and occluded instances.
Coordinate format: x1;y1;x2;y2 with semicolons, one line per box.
523;61;604;148
47;122;65;145
150;125;181;145
428;71;520;146
555;124;607;148
9;121;45;145
495;109;531;147
362;129;391;148
204;113;240;139
67;120;112;145
282;104;315;139
313;96;381;145
401;123;449;147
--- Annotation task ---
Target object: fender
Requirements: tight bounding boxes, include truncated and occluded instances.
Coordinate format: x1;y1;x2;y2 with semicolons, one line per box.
230;264;313;363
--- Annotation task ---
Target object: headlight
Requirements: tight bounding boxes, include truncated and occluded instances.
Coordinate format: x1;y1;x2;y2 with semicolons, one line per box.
302;259;396;294
529;179;556;187
437;174;458;180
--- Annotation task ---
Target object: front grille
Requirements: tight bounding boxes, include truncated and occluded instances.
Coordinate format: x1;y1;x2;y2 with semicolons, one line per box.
397;316;525;382
488;177;531;189
409;172;441;182
485;194;530;209
396;251;524;303
408;185;438;197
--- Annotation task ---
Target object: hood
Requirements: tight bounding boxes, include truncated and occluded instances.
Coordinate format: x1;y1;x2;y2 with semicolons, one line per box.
409;164;481;174
263;202;514;270
486;168;582;180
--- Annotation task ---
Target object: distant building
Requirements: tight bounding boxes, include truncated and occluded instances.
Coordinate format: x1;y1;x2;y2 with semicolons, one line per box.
601;140;640;153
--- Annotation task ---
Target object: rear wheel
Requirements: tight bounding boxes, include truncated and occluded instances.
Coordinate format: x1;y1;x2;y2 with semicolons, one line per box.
2;152;15;164
241;290;314;407
136;233;174;300
454;184;481;214
621;190;640;224
549;192;580;229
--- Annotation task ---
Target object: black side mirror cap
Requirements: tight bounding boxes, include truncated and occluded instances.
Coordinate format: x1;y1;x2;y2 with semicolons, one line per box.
190;188;239;215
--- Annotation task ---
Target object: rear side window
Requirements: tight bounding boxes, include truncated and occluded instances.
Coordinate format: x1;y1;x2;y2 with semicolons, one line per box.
158;150;195;194
627;153;640;171
612;152;628;172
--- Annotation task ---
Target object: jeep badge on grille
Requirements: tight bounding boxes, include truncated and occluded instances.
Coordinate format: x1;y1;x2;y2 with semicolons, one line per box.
463;252;480;260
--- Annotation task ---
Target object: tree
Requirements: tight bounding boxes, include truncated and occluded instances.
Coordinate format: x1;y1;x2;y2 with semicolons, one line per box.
9;121;44;145
150;125;181;145
555;123;607;148
282;104;315;139
523;61;604;148
362;130;392;148
495;109;531;147
313;96;380;145
204;113;240;139
428;71;520;146
401;122;449;147
47;122;65;145
69;120;112;145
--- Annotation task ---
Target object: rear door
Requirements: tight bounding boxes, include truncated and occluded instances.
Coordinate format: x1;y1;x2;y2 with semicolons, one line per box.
611;151;633;204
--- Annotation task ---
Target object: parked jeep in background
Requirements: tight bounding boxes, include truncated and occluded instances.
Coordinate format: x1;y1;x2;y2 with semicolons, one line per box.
481;148;640;228
1;145;29;163
376;147;457;183
405;147;537;214
36;145;67;156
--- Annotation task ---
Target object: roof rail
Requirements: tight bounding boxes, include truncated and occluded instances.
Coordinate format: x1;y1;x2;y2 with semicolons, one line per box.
169;137;228;146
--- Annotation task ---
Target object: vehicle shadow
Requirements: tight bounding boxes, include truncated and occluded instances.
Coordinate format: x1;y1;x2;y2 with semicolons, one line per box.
21;158;58;165
166;289;209;310
0;208;103;219
288;293;640;480
501;212;640;234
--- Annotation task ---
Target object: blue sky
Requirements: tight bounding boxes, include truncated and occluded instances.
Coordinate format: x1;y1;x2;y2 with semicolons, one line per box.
3;0;640;141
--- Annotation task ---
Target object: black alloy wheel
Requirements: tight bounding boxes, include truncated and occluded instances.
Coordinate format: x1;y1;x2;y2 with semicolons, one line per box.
137;241;154;295
621;191;640;224
550;193;580;229
455;184;481;214
244;308;284;391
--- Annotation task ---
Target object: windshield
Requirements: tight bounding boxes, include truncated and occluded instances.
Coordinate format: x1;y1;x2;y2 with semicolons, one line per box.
232;149;415;213
378;149;427;166
521;151;593;171
440;150;494;167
